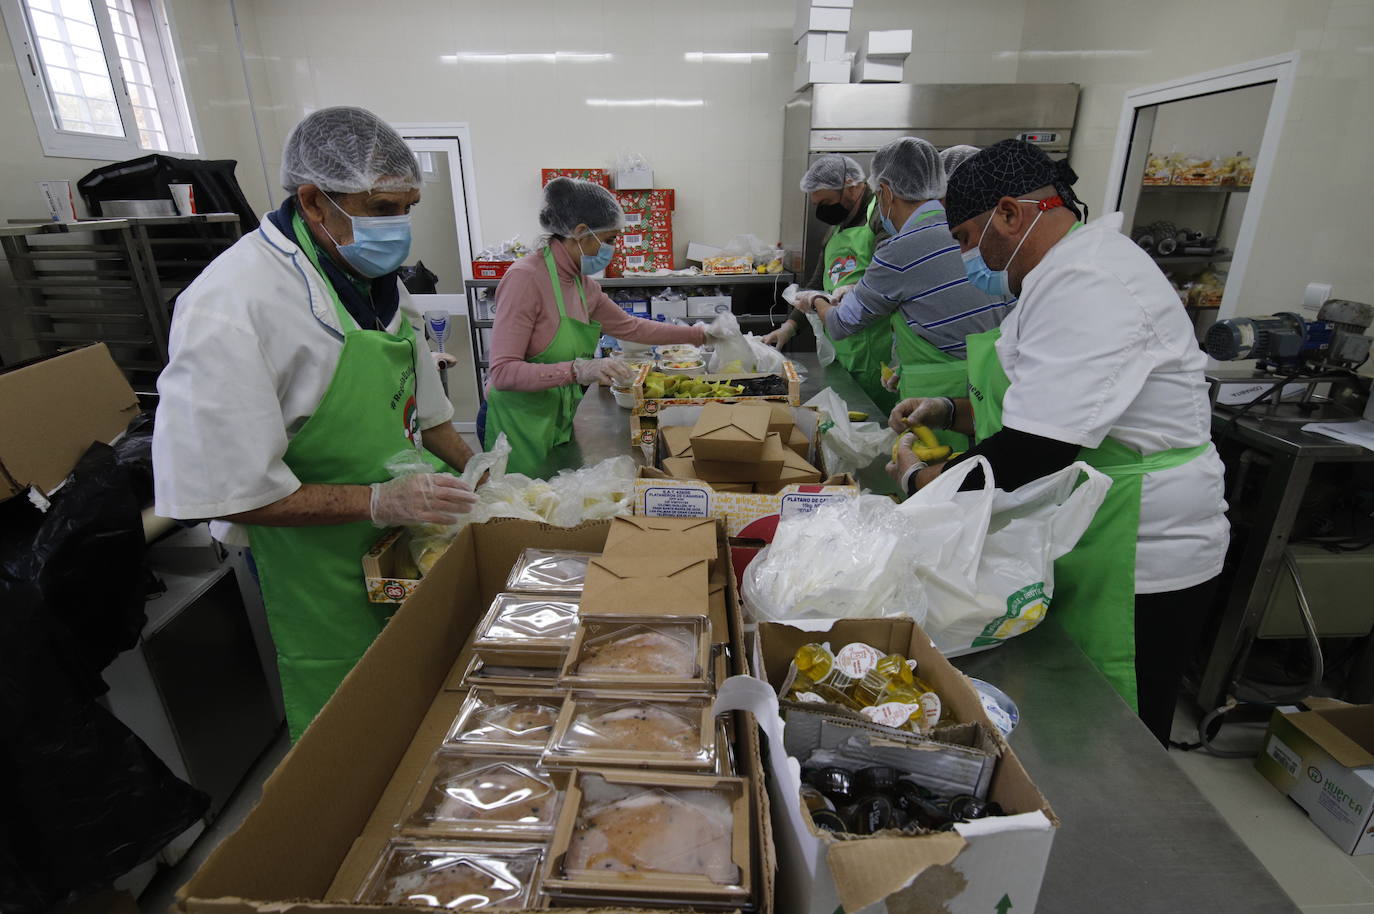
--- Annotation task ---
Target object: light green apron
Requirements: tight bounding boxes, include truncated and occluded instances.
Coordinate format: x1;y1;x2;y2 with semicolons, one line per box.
820;199;896;413
484;247;602;477
964;326;1207;708
888;206;968;450
247;212;427;741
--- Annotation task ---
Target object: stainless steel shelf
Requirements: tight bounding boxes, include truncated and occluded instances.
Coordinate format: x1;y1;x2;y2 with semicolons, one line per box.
1152;254;1232;266
1140;184;1250;194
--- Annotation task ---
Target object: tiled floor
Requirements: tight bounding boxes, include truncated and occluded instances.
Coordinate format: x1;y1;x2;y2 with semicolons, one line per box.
1168;703;1374;913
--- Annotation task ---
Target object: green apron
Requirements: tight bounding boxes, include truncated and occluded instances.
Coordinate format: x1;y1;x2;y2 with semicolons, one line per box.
484;247;602;477
965;327;1208;708
887;206;968;450
247;213;426;740
820;199;895;413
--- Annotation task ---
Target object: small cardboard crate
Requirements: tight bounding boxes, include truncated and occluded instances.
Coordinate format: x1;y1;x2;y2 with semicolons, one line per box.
541;167;609;187
362;528;422;604
747;617;1057;914
472;259;513;280
1255;698;1374;855
630;361;802;413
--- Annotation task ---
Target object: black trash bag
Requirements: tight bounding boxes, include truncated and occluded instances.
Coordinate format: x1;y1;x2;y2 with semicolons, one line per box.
400;259;439;295
0;444;208;914
111;412;155;507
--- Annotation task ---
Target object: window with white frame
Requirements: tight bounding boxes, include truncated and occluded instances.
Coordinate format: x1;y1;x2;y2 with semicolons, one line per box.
2;0;197;159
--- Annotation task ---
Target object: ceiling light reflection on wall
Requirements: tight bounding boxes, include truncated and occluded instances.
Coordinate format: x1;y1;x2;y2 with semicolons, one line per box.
439;51;613;63
683;51;769;63
585;98;705;108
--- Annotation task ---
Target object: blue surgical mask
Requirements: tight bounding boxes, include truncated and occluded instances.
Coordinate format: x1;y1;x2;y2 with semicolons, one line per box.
580;238;614;275
878;191;898;236
961;204;1044;298
322;193;412;278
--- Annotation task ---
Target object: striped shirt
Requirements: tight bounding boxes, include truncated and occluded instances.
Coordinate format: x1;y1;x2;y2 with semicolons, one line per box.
823;200;1014;356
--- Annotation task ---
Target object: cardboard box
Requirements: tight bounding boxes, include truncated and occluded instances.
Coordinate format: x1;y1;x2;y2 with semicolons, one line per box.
796;57;852;91
687;294;732;318
755;447;822;493
178;517;774;914
691;401;771;462
618;229;674;257
692;433;788;483
541;167;609;187
0;343;141;501
661;424;695;458
743;617;1057;914
766;401;797;437
862;28;912;56
614;188;676;213
810;0;855;7
686;241;722;263
650;293;689;320
622;207;672;234
1255;699;1374;855
362;528;424;603
797;31;849;62
794;5;851;40
852;55;904;83
581;553;711;618
603;515;719;569
610;250;674;276
786;426;810;458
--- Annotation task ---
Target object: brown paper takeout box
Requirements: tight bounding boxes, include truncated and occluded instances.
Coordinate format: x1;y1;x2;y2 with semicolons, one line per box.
602;515;719;570
580;553;710;619
691;401;771;462
691;432;787;483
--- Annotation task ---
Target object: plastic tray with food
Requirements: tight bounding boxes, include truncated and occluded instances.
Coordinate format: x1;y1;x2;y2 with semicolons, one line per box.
472;592;580;668
399;751;566;840
559;616;712;693
542;693;717;771
541;769;751;904
461;656;562;690
503;547;596;594
443;688;565;756
630;360;801;412
355;839;543;910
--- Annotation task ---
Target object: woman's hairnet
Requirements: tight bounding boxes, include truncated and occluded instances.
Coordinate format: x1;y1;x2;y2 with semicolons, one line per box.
939;145;980;181
800;154;865;192
281;106;421;194
868;137;945;202
538;177;625;237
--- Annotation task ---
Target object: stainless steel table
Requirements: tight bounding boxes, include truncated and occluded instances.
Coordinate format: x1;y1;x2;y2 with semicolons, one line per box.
957;622;1300;913
1198;411;1374;712
542;354;1299;913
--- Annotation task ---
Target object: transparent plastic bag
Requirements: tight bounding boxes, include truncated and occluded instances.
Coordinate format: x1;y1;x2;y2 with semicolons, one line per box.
782;283;836;367
802;387;895;477
741;495;929;624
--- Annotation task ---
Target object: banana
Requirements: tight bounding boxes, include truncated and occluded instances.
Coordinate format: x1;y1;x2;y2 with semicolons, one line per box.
848;410;869;421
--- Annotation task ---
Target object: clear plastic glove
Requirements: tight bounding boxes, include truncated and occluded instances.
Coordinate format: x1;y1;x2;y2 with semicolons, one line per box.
794;290;830;314
761;321;797;349
831;284;856;306
573;357;634;386
702;311;741;340
430;351;458;369
882;363;901;393
888;397;953;433
885;432;928;490
370;473;478;527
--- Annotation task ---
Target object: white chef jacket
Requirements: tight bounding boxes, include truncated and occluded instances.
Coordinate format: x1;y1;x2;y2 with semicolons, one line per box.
995;212;1229;593
152;214;454;546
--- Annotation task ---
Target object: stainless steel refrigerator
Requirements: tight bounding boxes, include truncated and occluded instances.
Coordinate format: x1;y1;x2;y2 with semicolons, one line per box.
781;83;1080;285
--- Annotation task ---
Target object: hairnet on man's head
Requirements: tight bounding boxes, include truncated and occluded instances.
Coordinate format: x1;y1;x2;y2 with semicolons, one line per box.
281;106;421;194
944;139;1086;230
800;154;865;192
539;177;625;237
939;145;980;180
869;137;944;202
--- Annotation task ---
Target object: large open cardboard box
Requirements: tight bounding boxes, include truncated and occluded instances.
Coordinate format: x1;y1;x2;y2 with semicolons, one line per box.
740;617;1057;914
0;343;140;501
178;517;773;913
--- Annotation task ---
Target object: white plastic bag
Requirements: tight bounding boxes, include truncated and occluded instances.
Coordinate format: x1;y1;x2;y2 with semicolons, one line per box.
782;283;836;366
802;387;895;477
742;494;927;624
902;457;1111;655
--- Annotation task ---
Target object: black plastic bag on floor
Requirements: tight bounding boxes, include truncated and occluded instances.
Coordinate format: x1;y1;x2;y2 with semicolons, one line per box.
0;443;208;913
112;412;155;507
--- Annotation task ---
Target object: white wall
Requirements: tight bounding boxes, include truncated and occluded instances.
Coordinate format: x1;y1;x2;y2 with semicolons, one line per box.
1017;0;1374;317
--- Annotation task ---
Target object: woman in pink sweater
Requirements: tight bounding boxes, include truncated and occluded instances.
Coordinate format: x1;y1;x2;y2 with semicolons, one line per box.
484;178;730;475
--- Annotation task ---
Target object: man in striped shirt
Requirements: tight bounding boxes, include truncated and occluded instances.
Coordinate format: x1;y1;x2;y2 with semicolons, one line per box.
796;137;1013;449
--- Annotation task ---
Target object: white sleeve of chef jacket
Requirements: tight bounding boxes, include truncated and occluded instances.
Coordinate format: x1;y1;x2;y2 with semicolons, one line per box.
399;286;456;428
153;304;300;520
1000;262;1157;449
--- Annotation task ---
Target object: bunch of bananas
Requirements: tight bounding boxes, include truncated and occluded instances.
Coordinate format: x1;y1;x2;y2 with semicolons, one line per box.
642;371;746;400
893;425;952;462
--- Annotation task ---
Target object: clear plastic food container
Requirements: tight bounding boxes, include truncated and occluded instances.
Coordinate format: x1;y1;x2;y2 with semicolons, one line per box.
356;839;542;909
559;618;710;693
399;752;564;839
444;689;564;755
543;695;716;770
504;548;596;594
472;592;580;668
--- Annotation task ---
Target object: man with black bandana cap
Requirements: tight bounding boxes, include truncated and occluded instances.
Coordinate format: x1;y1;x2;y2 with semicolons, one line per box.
887;139;1229;747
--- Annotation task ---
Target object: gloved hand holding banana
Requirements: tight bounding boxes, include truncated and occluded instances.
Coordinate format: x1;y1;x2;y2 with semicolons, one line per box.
891;424;951;462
